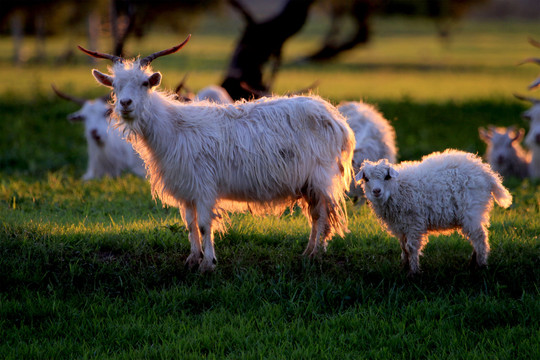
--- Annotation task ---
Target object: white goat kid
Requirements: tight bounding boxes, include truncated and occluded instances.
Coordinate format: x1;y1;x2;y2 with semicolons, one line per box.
514;94;540;179
337;101;397;203
52;85;145;180
79;36;355;272
478;125;530;180
357;150;512;275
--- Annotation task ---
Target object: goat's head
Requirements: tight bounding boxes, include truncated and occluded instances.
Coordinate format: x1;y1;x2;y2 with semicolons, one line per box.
78;35;191;123
479;125;525;166
355;159;398;204
514;93;540;148
52;85;112;147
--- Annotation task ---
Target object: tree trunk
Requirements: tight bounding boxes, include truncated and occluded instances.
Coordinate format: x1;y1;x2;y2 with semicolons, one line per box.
221;0;315;100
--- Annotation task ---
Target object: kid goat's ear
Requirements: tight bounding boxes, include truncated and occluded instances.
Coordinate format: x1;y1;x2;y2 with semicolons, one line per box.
92;70;114;87
148;72;162;88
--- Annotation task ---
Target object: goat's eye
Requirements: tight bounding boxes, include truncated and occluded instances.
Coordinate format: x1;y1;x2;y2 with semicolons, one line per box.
384;174;392;180
142;81;149;87
104;109;113;117
362;173;369;182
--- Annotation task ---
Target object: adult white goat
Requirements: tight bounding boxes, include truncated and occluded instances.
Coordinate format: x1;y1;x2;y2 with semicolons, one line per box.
337;101;397;203
78;36;355;272
478;125;530;180
52;85;146;180
357;150;512;275
514;94;540;179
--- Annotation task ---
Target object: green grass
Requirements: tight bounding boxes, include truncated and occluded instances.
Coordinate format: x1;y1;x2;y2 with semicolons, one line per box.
1;15;539;359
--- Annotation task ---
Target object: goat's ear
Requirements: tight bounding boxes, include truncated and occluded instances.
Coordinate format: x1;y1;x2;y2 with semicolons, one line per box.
92;70;114;87
512;128;525;142
148;72;161;88
388;167;399;179
478;127;491;142
67;112;84;123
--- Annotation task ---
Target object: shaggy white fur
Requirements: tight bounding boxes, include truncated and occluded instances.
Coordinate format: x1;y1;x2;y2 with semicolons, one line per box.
60;96;145;180
357;149;512;275
520;102;540;179
91;58;355;272
479;125;530;180
338;101;397;202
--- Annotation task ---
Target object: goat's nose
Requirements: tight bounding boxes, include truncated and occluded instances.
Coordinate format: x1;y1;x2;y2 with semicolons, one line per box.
120;99;132;107
90;129;101;141
373;188;381;195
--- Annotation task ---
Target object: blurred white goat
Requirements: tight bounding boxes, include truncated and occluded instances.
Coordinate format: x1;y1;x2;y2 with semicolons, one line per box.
514;93;540;179
337;101;397;203
478;125;530;180
52;85;146;180
174;74;233;104
78;36;355;272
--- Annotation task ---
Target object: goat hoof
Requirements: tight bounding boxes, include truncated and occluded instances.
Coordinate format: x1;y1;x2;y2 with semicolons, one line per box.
185;252;202;270
199;258;217;273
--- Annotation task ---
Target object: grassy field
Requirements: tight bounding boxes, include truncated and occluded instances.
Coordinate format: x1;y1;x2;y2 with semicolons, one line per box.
1;14;539;359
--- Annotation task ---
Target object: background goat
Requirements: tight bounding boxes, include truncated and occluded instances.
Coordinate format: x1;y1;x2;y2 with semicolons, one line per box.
52;85;145;180
337;101;397;203
79;36;355;272
478;125;530;180
514;93;540;179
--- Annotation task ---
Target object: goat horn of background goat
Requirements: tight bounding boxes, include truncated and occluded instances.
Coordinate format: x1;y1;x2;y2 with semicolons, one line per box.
51;84;87;106
139;34;191;67
513;93;540;104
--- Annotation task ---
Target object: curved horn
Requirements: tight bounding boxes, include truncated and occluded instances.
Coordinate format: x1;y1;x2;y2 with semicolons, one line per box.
139;34;191;67
513;93;540;104
51;84;86;106
517;57;540;66
77;45;123;63
174;73;191;95
528;76;540;90
528;37;540;49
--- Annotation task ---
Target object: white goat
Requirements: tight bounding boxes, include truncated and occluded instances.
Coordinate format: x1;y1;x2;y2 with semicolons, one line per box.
478;125;530;180
337;101;397;202
174;75;233;104
514;94;540;179
52;85;146;180
357;150;512;275
79;36;355;272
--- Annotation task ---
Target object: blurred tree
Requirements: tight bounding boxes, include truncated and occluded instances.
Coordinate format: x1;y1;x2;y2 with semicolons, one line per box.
221;0;316;100
108;0;219;56
299;0;374;63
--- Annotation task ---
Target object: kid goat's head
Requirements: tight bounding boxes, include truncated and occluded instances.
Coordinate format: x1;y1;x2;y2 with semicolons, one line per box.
78;35;191;122
356;159;398;204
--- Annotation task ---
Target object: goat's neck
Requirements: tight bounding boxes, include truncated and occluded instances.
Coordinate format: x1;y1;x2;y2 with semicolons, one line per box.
137;93;178;144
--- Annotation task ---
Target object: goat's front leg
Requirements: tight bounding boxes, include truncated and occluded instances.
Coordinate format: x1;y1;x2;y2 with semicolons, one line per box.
184;205;203;269
197;201;217;273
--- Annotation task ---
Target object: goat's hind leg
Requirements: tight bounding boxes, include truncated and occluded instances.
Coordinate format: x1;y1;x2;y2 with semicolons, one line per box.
197;202;218;273
463;223;490;270
183;205;203;269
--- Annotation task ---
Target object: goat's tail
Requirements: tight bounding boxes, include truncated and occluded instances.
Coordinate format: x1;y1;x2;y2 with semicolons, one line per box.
491;177;512;208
